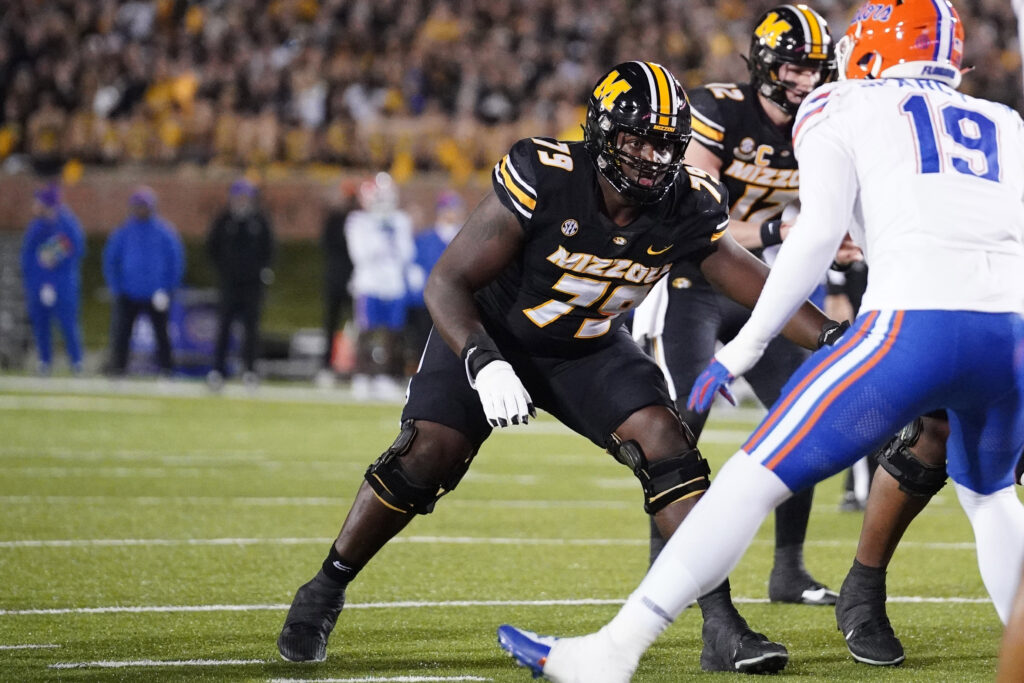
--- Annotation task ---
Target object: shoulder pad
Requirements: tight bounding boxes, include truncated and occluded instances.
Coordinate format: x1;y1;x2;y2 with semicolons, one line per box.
492;138;543;221
687;85;732;151
792;82;842;150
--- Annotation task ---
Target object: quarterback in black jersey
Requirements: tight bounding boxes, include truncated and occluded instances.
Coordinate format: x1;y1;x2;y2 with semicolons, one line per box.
277;61;834;675
632;4;855;607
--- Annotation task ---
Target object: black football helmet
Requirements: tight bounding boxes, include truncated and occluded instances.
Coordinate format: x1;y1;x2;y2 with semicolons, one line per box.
748;4;836;115
583;61;691;204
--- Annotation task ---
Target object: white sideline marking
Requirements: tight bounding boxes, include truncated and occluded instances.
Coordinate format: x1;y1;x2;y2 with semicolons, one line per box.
0;595;991;617
50;658;266;669
270;677;491;682
0;535;976;551
270;678;491;682
0;395;161;413
0;643;60;649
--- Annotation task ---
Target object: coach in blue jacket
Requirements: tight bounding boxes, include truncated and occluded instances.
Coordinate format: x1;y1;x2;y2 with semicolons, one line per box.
102;186;185;375
20;185;86;375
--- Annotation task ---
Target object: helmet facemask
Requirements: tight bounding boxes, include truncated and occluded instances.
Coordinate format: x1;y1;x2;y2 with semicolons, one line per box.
583;62;692;205
748;6;836;116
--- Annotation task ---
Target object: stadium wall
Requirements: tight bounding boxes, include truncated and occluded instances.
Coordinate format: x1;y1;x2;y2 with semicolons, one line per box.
0;172;486;238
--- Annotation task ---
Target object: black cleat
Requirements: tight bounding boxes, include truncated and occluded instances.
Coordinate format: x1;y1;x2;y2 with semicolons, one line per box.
701;613;789;674
769;567;839;606
277;571;346;662
835;571;904;666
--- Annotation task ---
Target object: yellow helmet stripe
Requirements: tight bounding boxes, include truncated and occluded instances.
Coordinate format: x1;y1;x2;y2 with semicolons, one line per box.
646;61;674;127
793;4;827;58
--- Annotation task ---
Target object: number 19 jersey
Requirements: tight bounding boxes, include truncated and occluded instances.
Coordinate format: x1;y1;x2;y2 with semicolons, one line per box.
794;78;1024;314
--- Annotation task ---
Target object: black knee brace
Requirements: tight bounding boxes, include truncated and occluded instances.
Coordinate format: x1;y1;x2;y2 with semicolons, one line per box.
875;418;948;498
364;420;475;515
608;437;711;514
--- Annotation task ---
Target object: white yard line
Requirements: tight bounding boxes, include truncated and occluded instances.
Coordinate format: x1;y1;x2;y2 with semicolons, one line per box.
0;643;60;649
0;535;975;550
0;595;991;617
270;677;491;682
50;658;267;669
0;495;633;509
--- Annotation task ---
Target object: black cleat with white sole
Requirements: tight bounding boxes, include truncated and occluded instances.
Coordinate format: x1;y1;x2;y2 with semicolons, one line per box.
277;571;346;663
769;567;839;606
700;613;789;674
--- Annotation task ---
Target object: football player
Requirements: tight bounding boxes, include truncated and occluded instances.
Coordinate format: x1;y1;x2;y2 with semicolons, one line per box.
278;61;841;674
499;1;1024;680
631;3;850;606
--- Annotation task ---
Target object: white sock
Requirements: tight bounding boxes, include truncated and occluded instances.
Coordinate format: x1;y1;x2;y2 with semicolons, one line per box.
955;482;1024;623
603;453;792;656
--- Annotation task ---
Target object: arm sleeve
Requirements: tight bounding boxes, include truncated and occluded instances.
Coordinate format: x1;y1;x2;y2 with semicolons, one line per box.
716;123;857;377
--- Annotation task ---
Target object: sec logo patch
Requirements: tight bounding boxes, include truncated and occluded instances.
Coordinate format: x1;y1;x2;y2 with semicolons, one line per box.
561;219;579;237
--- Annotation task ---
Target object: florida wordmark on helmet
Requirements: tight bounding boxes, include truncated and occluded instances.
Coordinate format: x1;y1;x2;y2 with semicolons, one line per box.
749;4;836;115
583;61;692;204
836;0;964;88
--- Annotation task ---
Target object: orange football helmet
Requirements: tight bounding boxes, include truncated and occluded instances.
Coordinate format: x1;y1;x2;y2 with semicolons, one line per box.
836;0;964;87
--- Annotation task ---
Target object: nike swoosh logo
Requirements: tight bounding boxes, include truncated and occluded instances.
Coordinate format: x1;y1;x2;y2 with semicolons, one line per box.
647;244;672;255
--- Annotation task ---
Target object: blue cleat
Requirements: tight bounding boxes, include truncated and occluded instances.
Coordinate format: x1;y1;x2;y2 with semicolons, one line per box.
498;625;556;678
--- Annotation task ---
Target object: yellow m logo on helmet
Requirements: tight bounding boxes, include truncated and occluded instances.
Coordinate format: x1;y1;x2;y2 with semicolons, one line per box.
755;12;792;49
592;71;632;111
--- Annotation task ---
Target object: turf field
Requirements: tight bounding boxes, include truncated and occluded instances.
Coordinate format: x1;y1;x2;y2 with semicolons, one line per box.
0;376;1008;682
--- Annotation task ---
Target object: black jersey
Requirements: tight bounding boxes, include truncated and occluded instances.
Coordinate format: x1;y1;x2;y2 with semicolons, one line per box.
480;137;729;358
687;82;798;225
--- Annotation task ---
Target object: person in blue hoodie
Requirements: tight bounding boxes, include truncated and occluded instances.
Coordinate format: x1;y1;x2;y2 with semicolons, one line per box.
102;186;185;376
20;184;86;375
403;190;464;372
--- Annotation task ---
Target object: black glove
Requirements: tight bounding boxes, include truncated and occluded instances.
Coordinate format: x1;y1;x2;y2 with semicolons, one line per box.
818;320;850;348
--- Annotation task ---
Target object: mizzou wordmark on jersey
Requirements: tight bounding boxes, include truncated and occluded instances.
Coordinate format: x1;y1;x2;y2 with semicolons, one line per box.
688;82;799;229
483;136;729;356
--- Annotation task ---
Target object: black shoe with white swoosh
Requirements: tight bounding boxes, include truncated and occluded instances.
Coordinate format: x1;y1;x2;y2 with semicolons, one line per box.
277;571;346;662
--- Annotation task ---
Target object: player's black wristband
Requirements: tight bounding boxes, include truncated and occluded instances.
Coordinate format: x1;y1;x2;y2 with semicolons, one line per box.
461;332;505;384
817;320;851;349
830;259;853;272
760;218;783;247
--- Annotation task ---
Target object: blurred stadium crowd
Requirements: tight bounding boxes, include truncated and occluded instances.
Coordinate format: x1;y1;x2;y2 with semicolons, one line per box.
1;0;1020;185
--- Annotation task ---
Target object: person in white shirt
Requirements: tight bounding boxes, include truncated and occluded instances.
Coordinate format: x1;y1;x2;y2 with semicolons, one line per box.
344;172;415;400
497;1;1024;680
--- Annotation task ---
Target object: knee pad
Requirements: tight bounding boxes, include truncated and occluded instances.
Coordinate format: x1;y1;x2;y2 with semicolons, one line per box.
875;418;948;498
608;437;711;514
364;420;476;515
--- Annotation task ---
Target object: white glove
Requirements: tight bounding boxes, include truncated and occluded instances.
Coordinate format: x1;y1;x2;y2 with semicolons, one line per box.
39;284;57;307
473;360;535;428
151;289;170;312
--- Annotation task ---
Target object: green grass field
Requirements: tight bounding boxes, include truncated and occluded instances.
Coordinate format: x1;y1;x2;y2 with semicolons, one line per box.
0;376;1008;682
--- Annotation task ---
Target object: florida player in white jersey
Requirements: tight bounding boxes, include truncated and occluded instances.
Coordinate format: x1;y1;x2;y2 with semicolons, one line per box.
497;2;1024;680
